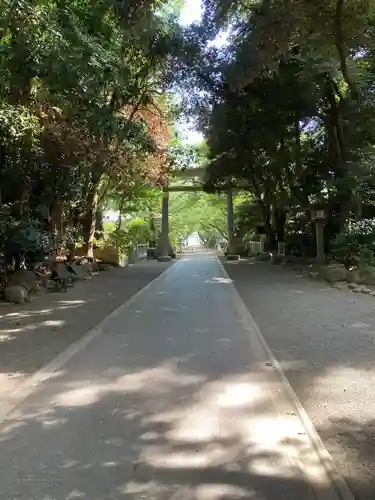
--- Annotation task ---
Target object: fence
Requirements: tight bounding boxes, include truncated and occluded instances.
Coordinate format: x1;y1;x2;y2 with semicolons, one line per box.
135;243;148;260
248;238;286;256
248;236;265;255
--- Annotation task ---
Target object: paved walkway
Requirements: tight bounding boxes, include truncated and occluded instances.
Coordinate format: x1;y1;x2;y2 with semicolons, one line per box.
0;255;349;499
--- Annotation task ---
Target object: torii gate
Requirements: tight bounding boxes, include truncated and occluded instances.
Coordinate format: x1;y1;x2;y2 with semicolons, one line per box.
157;167;238;261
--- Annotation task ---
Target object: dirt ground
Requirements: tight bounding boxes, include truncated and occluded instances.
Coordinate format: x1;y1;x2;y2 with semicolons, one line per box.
0;260;172;405
223;257;375;500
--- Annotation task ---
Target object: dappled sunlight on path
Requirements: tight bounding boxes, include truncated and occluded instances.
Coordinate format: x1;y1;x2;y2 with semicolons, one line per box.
223;258;375;500
0;256;348;499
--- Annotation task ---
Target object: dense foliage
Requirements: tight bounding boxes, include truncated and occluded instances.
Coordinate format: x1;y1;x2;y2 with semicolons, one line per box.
0;0;180;265
331;219;375;266
3;0;375;267
174;0;375;258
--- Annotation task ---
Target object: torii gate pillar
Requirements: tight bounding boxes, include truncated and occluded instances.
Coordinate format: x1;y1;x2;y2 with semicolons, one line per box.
226;187;240;261
157;186;172;262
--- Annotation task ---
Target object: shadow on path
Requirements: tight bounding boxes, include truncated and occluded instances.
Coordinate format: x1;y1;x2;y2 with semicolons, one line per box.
0;256;334;499
223;258;375;500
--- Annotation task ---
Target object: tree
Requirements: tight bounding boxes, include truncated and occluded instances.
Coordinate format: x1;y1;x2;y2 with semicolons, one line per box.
167;191;228;247
175;0;375;253
0;0;180;261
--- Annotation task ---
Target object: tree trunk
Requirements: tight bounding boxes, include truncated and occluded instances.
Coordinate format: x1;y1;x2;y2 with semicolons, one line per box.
49;205;63;261
334;0;358;100
273;207;286;243
260;203;273;250
83;190;99;259
325;76;351;232
116;193;127;232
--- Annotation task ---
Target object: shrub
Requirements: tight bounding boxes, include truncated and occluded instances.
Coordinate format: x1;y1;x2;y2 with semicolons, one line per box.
331;219;375;266
105;218;151;254
0;215;54;270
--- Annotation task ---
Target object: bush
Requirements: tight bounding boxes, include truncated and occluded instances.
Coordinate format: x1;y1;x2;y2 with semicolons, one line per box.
331;219;375;266
0;215;54;270
105;218;151;255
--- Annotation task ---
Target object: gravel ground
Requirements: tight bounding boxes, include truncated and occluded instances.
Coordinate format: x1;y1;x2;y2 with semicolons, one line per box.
223;258;375;500
0;260;172;404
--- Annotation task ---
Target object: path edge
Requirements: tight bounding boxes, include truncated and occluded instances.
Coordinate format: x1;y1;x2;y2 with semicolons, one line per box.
0;261;178;424
217;258;355;500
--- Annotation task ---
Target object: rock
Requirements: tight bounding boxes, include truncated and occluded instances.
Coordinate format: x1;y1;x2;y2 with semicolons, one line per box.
348;283;357;289
321;264;347;283
4;285;29;304
352;287;364;293
8;269;38;293
358;265;375;286
346;268;362;284
352;255;361;266
69;263;90;279
361;287;372;294
370;291;375;297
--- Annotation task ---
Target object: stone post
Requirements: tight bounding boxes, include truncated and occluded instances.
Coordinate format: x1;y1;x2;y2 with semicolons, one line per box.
158;187;172;262
315;220;325;264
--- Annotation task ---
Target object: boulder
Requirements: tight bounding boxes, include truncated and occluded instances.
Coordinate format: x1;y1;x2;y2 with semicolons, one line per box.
70;263;90;280
321;264;347;283
358;265;375;286
8;270;38;293
346;267;362;284
4;285;29;304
